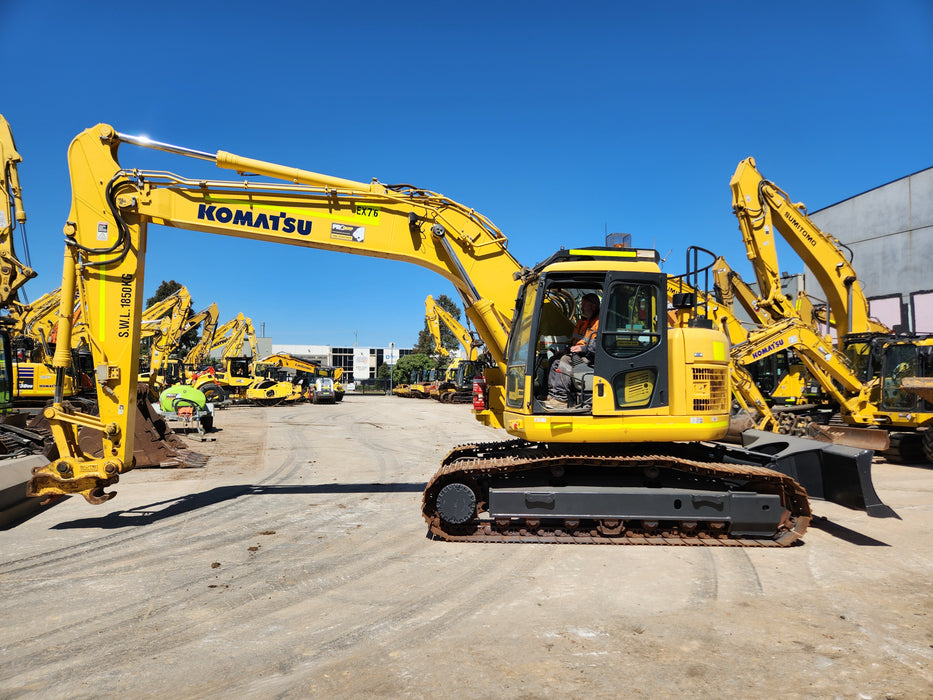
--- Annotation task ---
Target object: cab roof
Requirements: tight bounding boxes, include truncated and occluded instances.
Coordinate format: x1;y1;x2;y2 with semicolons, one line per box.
534;247;662;274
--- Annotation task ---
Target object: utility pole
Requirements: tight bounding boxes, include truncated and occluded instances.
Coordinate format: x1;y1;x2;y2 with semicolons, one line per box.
388;342;395;396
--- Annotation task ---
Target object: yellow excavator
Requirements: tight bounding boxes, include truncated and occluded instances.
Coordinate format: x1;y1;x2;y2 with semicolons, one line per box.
181;303;219;376
1;119;88;405
424;295;486;403
139;287;192;390
151;304;219;393
190;313;294;406
6;287;87;404
731;157;932;462
27;124;895;544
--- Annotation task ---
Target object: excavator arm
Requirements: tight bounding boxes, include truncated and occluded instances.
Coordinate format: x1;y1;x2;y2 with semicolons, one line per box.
144;301;217;382
206;314;246;354
13;287;62;338
142;289;193;379
30;124;523;502
0;114;38;316
711;256;774;327
424;296;450;358
425;295;482;361
732;319;881;424
141;287;191;325
217;316;256;365
182;303;219;371
731;157;890;341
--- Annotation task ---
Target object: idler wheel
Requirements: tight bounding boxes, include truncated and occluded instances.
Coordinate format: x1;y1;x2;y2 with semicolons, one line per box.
435;482;477;525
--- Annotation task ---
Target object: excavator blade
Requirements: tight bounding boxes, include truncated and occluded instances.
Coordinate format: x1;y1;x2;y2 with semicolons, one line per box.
739;430;898;519
78;385;209;469
806;422;891;452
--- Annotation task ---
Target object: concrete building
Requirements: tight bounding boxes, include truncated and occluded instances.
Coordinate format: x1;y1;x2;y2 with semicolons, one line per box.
806;167;933;333
271;344;415;382
208;337;423;384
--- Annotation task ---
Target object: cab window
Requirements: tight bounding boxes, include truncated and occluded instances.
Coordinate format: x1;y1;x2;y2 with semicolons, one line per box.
505;282;539;408
601;282;660;359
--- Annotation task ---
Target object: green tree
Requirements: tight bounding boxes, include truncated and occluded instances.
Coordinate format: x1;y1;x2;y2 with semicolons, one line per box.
376;361;404;384
392;353;436;383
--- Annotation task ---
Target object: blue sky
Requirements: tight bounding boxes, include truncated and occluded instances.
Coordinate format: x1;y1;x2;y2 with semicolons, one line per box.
2;1;931;348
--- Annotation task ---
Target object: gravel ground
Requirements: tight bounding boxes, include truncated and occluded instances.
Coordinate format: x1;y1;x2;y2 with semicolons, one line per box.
1;395;930;699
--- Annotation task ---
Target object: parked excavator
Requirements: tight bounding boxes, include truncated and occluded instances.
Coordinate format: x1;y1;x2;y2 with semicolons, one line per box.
139;286;192;390
27;124;895;545
424;295;486;403
4;287;88;404
191;313;294;406
146;301;219;393
731;157;932;462
181;305;219;376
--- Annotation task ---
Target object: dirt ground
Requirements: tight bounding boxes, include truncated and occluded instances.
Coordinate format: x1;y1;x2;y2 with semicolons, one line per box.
1;395;931;699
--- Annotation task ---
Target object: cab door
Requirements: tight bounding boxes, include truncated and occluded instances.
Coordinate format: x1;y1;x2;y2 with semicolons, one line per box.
591;273;668;414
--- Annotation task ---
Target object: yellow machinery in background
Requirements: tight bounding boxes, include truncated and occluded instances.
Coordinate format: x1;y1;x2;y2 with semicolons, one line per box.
27;124;895;543
0;115;37;315
7;287;85;403
190;313;293;406
138;287;219;394
731;157;932;461
254;352;339;404
424;295;486;403
1;117;85;404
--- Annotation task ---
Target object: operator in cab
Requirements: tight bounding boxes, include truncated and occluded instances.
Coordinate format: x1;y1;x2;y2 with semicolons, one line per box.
545;293;600;410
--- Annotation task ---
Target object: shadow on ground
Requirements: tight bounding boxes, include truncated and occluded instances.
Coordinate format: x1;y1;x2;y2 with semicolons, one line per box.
51;482;427;529
809;515;890;546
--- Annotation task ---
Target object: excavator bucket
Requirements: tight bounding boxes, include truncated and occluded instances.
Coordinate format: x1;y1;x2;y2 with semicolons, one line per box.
724;409;757;443
899;377;933;403
77;385;209;469
806;422;891;452
738;430;898;519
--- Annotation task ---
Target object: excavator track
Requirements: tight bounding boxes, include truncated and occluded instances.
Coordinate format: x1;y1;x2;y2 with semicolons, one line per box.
422;440;811;547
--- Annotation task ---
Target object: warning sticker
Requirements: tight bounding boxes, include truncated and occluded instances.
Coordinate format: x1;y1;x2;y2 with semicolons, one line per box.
97;222;109;241
331;223;365;242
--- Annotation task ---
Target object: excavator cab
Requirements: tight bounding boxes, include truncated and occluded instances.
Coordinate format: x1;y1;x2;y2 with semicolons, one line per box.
506;248;690;426
881;340;933;412
517;268;667;414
